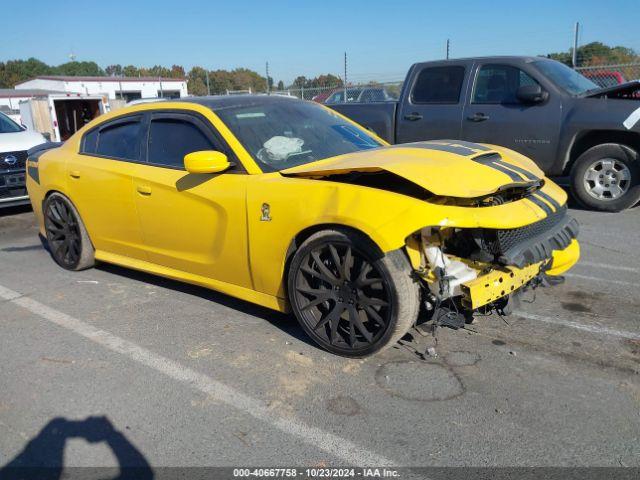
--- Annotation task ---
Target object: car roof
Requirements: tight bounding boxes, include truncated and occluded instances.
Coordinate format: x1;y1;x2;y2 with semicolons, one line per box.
177;94;300;111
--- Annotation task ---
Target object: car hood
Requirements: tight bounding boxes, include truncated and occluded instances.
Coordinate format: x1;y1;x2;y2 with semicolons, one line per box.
281;141;545;198
0;130;47;153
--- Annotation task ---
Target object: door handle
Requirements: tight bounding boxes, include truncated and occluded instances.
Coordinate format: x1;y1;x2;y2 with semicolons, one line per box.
403;113;423;121
467;113;490;122
69;170;81;179
136;185;152;195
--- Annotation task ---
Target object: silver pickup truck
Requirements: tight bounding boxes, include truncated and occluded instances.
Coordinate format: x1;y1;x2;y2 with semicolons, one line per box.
329;56;640;212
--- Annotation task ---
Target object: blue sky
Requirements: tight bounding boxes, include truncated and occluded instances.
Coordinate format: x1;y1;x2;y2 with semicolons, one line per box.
3;0;638;84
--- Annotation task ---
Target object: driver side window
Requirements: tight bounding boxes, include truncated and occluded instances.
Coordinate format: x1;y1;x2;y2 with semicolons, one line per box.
473;64;539;104
147;117;216;169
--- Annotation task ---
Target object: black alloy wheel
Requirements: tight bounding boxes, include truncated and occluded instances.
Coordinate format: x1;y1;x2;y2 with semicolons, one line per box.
44;194;94;271
288;230;419;357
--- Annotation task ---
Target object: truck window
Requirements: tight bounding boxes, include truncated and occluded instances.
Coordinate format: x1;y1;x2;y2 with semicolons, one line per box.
411;66;465;104
473;64;539;104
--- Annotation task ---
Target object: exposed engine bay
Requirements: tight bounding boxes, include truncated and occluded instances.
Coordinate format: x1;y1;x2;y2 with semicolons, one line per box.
405;206;579;328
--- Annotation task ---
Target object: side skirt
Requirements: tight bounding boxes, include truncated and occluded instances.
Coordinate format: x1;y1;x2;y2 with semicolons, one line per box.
94;250;289;313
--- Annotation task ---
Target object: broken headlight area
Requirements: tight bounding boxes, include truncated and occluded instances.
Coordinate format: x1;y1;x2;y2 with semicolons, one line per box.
405;208;579;326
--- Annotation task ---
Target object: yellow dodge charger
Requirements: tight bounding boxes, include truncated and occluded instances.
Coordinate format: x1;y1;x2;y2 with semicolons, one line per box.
26;96;579;357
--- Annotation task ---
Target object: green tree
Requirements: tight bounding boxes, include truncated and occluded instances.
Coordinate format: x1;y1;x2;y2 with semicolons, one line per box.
0;58;52;87
53;61;104;76
170;65;185;78
122;65;140;77
546;41;639;67
105;64;123;76
277;80;284;91
187;66;209;95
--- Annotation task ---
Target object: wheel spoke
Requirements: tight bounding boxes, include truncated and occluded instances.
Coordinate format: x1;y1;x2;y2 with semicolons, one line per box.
584;168;599;182
363;305;386;327
343;247;353;281
300;264;339;286
310;251;340;285
355;262;372;287
328;244;343;280
347;305;372;343
314;303;344;332
608;183;624;198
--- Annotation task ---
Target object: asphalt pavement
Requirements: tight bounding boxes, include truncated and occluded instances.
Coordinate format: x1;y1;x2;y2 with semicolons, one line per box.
0;203;638;472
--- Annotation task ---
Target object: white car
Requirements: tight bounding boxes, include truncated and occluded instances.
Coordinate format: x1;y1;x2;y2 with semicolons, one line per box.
0;112;47;208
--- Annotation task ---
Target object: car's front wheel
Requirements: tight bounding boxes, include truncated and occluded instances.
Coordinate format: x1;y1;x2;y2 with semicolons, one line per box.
570;143;640;212
43;192;95;271
287;229;420;357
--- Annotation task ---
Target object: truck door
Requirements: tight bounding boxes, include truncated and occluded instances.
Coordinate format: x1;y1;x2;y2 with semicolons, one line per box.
396;62;468;143
461;63;561;171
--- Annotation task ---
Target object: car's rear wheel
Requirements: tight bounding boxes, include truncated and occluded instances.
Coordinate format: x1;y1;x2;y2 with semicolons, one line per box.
287;229;419;357
44;192;95;271
570;143;640;212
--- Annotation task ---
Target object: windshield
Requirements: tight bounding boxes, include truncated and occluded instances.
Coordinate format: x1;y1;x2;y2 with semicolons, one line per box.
214;100;383;172
0;112;23;134
533;59;600;96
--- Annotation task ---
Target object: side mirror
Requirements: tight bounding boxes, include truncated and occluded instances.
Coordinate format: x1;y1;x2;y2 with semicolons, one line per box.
184;151;232;174
516;84;548;104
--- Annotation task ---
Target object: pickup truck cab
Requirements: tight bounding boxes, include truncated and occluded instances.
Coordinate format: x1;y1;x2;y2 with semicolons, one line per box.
330;56;640;211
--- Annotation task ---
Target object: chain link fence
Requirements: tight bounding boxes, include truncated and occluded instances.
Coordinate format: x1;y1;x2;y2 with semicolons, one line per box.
271;81;403;104
575;63;640;88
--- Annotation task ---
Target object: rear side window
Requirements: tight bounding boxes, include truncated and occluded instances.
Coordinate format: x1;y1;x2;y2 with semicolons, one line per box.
473;64;539;104
147;118;215;168
82;129;98;154
93;119;142;160
411;66;465;104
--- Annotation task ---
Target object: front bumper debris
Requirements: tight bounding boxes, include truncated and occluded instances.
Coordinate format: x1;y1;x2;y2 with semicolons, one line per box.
460;262;543;309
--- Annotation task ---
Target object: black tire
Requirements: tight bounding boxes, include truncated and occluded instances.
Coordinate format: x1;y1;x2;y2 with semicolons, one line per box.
570;143;640;212
43;192;95;271
287;229;420;357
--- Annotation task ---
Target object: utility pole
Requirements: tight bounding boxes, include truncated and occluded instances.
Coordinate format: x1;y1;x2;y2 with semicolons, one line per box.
344;52;348;103
206;70;210;95
266;61;270;94
446;39;450;59
572;22;579;68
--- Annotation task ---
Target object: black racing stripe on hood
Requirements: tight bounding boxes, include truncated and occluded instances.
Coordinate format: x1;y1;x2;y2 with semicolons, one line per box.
494;160;540;181
528;194;553;215
535;189;562;210
470;154;523;182
389;140;490;156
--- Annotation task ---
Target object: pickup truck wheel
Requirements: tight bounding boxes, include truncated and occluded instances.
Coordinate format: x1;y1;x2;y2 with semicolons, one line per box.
570;143;640;212
44;193;95;271
288;229;419;357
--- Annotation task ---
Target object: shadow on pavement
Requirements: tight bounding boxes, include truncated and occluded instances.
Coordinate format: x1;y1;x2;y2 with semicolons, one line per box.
0;416;153;480
0;204;32;218
97;262;312;346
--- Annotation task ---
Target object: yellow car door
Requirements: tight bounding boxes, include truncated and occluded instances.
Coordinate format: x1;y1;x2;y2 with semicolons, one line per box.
132;111;252;289
67;114;147;260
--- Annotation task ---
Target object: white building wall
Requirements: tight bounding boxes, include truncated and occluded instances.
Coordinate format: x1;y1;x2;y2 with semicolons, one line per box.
16;78;188;99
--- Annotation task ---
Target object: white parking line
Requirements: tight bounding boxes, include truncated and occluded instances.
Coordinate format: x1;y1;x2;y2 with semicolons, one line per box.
564;273;636;287
0;283;395;467
577;261;639;273
518;312;640;341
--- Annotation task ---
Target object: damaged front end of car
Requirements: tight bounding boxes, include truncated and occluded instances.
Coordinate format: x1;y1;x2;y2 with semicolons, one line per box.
404;205;580;327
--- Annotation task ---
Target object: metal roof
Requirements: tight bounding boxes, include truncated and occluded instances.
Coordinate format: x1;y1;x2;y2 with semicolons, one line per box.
24;75;186;83
0;88;66;98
